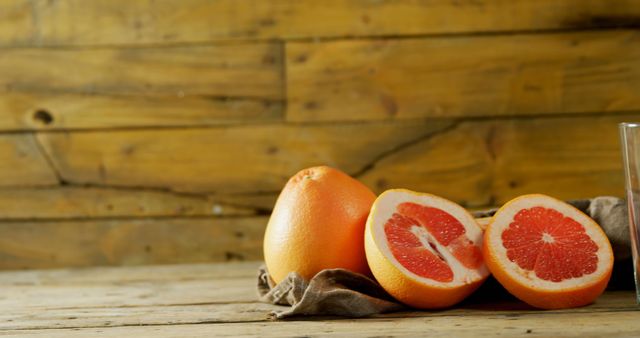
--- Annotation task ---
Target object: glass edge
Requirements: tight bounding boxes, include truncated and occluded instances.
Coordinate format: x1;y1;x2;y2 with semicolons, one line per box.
620;122;640;128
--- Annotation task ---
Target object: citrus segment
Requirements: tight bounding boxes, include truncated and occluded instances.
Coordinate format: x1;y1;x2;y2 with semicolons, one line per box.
365;189;489;309
502;206;599;282
396;202;466;246
384;212;454;283
483;194;613;309
449;236;484;269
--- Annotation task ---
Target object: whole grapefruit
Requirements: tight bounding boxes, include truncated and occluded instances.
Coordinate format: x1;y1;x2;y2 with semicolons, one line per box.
263;166;376;283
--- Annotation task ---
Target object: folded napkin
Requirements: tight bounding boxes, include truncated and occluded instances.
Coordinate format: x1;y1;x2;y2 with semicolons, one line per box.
258;197;632;319
257;265;405;319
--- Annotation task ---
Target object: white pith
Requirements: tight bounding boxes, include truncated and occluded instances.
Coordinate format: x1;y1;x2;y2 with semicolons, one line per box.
371;189;489;286
488;195;613;290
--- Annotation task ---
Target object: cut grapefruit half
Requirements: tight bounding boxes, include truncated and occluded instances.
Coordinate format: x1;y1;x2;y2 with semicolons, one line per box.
483;194;613;309
365;189;489;309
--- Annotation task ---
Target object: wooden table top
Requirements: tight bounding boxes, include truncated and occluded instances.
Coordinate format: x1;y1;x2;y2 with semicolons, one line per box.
1;261;639;337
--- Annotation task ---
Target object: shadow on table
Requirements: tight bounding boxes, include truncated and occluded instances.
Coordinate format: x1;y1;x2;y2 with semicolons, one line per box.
386;258;636;316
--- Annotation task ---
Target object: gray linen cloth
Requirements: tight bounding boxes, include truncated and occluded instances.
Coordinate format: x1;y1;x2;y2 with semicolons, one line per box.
258;197;631;319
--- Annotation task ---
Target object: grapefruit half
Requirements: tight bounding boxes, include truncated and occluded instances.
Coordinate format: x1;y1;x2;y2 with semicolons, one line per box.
483;194;613;309
365;189;489;309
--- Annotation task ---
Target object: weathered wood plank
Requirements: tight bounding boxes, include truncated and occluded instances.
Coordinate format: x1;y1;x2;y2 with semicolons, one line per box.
1;291;635;330
0;1;33;46
0;92;282;131
0;113;626;221
0;263;262;318
3;0;640;45
2;309;639;337
0;44;282;99
0;303;278;331
0;217;267;270
37;120;454;194
37;114;631;207
358;114;627;207
211;193;278;215
287;30;640;122
489;117;624;202
0;187;265;219
0;278;259;312
0;262;635;331
0;134;56;187
0;262;261;286
0;43;283;130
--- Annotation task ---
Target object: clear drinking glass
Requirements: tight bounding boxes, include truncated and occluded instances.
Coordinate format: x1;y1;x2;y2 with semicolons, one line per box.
619;123;640;303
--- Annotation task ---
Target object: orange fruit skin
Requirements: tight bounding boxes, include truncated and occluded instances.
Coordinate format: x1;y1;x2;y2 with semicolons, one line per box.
483;194;614;309
365;221;485;309
483;242;612;309
263;166;376;283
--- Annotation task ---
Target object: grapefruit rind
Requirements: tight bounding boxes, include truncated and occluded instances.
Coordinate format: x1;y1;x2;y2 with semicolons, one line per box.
263;166;375;283
484;194;613;309
365;189;489;308
475;217;491;231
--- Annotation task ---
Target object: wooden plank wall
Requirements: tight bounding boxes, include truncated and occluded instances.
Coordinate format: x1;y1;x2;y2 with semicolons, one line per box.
0;0;639;269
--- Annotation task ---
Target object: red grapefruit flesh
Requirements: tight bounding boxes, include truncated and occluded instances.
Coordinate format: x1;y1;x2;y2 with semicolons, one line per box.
365;189;489;309
484;194;614;309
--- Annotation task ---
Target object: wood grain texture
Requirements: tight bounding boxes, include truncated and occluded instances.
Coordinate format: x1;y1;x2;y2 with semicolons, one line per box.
37;120;455;194
0;134;57;187
0;44;282;98
1;292;634;331
4;311;632;338
0;43;283;130
0;187;263;219
0;275;259;309
3;0;640;46
1;303;277;330
0;0;33;45
287;30;640;122
35;114;629;206
0;262;637;337
0;92;282;131
0;261;260;285
358;114;626;207
0;217;267;269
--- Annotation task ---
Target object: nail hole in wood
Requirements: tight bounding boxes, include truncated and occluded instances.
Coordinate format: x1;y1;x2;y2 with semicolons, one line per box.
33;109;54;125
